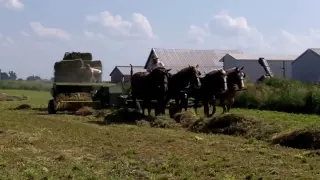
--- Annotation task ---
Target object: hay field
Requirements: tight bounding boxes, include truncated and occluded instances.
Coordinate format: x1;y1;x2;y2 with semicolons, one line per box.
0;89;320;179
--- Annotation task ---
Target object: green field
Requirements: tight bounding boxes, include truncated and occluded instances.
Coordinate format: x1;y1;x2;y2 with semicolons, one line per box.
0;89;320;179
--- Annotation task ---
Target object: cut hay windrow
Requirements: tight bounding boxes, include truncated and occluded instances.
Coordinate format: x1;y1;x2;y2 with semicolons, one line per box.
55;92;93;102
63;52;92;61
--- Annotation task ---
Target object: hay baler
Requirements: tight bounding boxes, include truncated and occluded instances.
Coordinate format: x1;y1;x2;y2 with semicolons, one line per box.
48;52;118;114
47;82;124;114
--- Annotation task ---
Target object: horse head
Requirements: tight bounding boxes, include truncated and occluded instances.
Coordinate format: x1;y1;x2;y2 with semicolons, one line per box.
205;68;228;93
186;64;201;89
228;66;246;90
149;67;171;92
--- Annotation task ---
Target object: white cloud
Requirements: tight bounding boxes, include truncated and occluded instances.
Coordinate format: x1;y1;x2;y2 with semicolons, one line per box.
84;31;104;38
0;33;14;46
0;0;23;10
30;22;71;40
85;11;157;39
20;30;30;37
188;10;320;54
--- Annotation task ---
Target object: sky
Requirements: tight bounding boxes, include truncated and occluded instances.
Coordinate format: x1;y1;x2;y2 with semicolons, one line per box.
1;0;320;80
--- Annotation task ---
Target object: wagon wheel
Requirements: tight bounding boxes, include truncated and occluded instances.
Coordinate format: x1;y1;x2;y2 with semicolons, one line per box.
48;99;57;114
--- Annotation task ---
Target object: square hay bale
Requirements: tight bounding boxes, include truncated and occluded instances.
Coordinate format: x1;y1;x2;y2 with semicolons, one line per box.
63;52;92;61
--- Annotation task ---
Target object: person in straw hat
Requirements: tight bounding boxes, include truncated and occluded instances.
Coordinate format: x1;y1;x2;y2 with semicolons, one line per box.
84;64;102;82
147;56;165;72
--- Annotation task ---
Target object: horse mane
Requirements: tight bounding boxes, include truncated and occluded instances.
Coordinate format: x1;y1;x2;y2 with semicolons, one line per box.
207;68;226;76
176;66;193;75
225;67;238;75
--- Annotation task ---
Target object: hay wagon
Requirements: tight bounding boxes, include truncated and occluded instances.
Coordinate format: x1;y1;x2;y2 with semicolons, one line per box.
47;52;124;114
47;82;124;114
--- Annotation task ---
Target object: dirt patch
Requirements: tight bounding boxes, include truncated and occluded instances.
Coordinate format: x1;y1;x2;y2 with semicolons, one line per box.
0;93;27;101
271;126;320;150
15;104;31;110
189;113;281;140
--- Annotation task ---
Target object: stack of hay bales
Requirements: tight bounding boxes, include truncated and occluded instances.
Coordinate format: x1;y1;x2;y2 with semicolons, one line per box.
54;52;102;83
54;59;84;82
63;52;92;61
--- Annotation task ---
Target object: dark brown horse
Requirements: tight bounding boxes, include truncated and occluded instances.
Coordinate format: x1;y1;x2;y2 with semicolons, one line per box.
130;64;171;116
166;65;202;114
212;66;246;114
189;68;228;117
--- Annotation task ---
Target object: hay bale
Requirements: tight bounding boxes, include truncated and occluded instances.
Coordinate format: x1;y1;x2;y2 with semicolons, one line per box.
56;93;92;102
15;104;31;110
150;115;180;129
173;110;199;128
189;113;280;140
63;52;92;61
54;59;85;82
104;108;146;124
271;127;320;150
0;93;27;101
74;106;95;116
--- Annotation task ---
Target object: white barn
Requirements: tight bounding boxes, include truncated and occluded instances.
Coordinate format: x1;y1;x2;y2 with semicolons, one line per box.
143;48;242;74
292;48;320;83
221;52;298;82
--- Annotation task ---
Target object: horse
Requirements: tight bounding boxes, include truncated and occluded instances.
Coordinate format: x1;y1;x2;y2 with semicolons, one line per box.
212;66;246;114
188;68;228;117
130;64;171;116
166;64;202;116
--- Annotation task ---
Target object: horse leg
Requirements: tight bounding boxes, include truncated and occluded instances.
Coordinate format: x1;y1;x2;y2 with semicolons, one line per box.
220;98;227;114
211;98;217;116
175;98;182;113
194;98;199;115
203;100;209;117
147;99;152;116
227;97;235;113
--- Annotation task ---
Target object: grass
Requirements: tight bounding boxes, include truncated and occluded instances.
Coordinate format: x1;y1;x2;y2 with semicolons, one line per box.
0;89;320;179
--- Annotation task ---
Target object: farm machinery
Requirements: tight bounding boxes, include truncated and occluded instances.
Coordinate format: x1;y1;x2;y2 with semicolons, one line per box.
47;52;123;114
256;57;274;82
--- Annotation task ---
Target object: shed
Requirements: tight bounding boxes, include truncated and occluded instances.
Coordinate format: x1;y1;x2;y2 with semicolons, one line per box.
292;48;320;83
144;48;242;74
109;66;145;83
221;52;297;82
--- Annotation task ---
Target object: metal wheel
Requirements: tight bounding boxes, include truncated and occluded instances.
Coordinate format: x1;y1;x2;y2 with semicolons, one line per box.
48;99;57;114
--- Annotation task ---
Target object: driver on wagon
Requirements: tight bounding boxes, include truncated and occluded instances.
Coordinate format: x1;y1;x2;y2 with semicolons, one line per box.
148;56;164;72
85;64;102;82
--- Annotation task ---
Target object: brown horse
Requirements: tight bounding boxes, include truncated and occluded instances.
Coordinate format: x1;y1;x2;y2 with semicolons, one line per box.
130;64;171;116
212;66;246;114
166;65;202;114
189;68;228;117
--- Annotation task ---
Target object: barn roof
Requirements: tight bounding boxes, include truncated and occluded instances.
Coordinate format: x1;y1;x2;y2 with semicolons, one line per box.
109;66;145;76
144;48;242;69
225;52;298;61
291;48;320;65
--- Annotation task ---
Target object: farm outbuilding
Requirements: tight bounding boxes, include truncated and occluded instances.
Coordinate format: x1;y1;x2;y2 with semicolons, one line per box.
109;66;145;83
292;48;320;83
143;48;242;74
221;52;298;82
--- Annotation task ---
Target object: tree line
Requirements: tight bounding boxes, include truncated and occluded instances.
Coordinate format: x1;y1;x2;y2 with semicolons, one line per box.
0;69;53;82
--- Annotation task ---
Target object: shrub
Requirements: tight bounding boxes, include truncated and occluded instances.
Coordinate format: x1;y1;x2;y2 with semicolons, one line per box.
234;77;320;114
0;80;52;91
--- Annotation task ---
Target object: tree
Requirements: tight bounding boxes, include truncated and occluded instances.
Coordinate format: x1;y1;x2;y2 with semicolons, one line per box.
26;75;42;81
0;72;9;80
8;71;17;80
